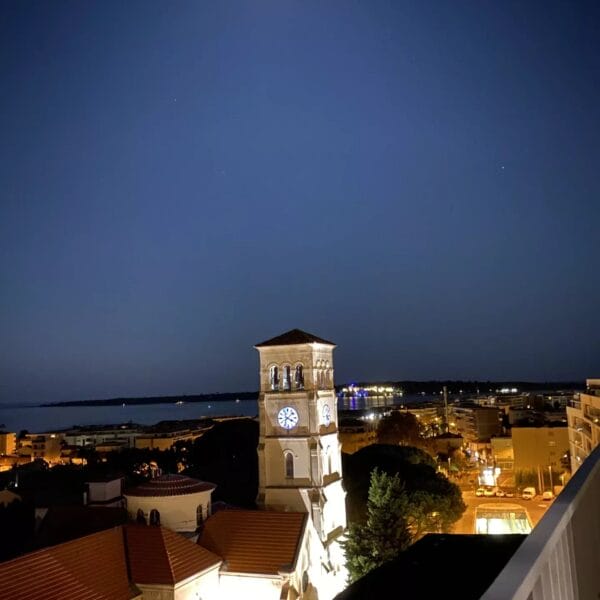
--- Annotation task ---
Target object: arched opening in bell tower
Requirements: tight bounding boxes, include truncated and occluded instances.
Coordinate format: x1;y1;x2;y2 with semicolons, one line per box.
269;365;279;390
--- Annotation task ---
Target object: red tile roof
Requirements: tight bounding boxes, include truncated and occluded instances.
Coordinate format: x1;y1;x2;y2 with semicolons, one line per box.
255;328;336;347
125;474;216;497
124;524;221;585
0;528;137;600
199;510;307;575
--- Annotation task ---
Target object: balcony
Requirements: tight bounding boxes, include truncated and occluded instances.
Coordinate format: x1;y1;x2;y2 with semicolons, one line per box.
568;399;581;411
481;444;600;599
583;406;600;425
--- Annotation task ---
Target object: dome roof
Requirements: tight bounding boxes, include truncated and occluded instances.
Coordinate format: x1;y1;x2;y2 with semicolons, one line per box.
126;474;216;497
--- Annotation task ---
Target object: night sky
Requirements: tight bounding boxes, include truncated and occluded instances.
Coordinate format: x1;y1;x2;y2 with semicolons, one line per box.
1;1;599;404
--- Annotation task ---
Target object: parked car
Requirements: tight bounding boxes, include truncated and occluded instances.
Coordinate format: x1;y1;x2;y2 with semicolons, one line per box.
483;486;497;497
495;489;505;498
476;487;485;497
504;489;515;498
522;487;536;500
542;490;554;501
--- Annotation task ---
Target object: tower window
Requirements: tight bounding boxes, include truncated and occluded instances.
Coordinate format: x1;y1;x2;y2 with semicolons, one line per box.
197;504;204;527
283;365;291;391
285;452;294;479
149;509;160;526
136;508;146;525
270;366;279;390
294;365;304;389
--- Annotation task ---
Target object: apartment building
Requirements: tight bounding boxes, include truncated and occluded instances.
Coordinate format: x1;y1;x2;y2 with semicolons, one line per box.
0;432;16;456
451;405;501;443
567;378;600;474
511;426;569;473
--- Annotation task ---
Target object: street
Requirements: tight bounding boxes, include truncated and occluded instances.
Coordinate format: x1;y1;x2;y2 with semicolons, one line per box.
452;490;554;534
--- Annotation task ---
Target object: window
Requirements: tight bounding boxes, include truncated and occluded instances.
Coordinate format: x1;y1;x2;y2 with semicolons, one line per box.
270;366;279;390
197;504;204;527
285;452;294;479
149;509;160;526
282;365;291;391
136;508;146;525
294;365;304;389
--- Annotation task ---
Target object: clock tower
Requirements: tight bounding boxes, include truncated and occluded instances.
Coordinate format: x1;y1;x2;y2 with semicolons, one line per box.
255;329;347;556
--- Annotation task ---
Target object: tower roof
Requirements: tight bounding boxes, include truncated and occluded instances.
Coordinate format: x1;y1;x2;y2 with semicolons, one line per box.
125;474;216;497
255;328;335;348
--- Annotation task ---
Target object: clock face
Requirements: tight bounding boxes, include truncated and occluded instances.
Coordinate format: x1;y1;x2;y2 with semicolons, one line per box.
322;404;331;426
278;406;299;430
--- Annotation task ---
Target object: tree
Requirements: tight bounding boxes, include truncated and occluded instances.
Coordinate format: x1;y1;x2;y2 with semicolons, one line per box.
376;411;421;446
343;444;466;540
343;469;412;583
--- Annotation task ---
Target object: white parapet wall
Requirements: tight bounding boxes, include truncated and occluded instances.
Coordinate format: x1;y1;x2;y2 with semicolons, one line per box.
481;444;600;600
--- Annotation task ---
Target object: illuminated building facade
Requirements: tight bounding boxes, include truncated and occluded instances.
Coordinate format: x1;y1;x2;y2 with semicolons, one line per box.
567;378;600;473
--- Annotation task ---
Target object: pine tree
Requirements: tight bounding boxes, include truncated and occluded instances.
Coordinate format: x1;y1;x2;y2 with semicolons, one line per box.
343;468;412;583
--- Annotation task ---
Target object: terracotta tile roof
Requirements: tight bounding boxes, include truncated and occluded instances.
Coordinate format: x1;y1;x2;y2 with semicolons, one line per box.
199;510;307;575
125;474;216;497
124;524;221;585
0;527;137;600
255;328;336;348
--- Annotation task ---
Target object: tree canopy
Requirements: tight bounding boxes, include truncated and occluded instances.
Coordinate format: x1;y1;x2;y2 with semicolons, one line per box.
343;444;465;532
376;411;422;446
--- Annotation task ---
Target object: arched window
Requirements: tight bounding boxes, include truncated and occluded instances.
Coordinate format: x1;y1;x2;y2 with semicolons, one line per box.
285;452;294;479
149;509;160;526
136;508;146;525
270;366;279;390
294;365;304;389
197;504;204;527
282;365;291;391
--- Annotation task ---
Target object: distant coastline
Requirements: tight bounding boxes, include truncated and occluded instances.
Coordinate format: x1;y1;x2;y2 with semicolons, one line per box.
40;391;259;408
38;379;584;408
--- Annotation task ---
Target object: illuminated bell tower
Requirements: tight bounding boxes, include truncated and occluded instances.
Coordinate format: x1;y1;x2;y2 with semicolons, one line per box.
255;329;346;548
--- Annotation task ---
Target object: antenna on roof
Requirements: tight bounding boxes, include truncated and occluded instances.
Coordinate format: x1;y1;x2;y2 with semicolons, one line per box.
443;386;450;433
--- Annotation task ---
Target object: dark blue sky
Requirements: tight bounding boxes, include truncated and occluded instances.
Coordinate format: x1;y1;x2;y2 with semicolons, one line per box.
1;1;599;403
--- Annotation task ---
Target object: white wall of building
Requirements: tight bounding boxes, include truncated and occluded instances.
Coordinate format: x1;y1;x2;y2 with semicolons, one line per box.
125;490;212;532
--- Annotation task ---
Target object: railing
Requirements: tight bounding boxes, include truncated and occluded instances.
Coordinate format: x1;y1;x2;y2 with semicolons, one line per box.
269;383;304;392
481;444;600;600
567;399;581;410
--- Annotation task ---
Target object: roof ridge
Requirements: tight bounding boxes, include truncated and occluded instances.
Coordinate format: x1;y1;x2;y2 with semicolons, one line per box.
158;526;177;584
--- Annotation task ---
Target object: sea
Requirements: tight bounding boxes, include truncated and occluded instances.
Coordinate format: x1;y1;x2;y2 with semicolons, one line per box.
0;394;415;433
